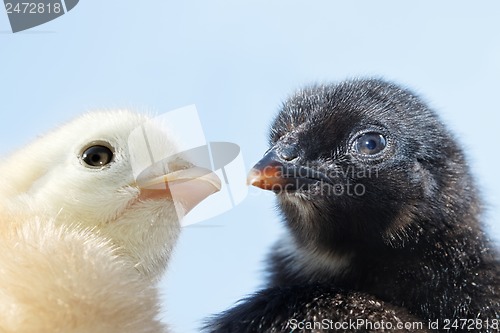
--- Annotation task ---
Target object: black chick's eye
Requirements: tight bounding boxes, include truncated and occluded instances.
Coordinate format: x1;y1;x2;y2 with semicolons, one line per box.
81;145;114;167
354;132;387;156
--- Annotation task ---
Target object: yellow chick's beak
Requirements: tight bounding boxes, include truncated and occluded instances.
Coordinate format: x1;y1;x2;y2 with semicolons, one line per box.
137;166;221;214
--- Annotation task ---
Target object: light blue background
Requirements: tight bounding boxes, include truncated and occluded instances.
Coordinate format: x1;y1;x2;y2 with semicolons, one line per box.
1;2;499;332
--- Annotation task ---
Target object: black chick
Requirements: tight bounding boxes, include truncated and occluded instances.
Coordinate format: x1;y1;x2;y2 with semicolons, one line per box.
205;79;499;332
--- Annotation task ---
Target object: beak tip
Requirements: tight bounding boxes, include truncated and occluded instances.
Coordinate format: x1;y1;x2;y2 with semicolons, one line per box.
213;180;222;193
247;150;288;191
246;168;262;187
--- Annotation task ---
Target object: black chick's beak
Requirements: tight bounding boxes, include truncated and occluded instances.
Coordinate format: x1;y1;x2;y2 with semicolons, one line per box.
247;148;332;193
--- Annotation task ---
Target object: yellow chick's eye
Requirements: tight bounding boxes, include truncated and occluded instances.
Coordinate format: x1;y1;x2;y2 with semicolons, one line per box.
81;145;114;168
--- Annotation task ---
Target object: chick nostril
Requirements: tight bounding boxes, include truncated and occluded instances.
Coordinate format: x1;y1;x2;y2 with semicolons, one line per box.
280;146;299;161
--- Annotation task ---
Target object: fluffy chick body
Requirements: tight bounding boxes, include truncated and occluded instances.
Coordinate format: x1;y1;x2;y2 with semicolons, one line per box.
0;111;181;279
0;212;166;333
0;110;219;332
206;79;499;333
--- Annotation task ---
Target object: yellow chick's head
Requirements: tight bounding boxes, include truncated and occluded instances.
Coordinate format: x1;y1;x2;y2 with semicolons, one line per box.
0;110;221;280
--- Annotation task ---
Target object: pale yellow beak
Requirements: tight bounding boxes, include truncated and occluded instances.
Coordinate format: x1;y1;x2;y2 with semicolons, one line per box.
137;166;221;214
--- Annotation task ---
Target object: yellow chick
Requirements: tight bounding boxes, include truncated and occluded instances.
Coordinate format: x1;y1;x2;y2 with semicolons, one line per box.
0;110;221;333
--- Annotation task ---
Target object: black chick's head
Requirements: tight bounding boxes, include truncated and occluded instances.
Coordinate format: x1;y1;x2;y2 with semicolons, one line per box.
248;79;480;254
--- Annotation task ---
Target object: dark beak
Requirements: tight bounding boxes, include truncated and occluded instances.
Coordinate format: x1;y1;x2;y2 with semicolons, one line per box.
247;148;332;192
